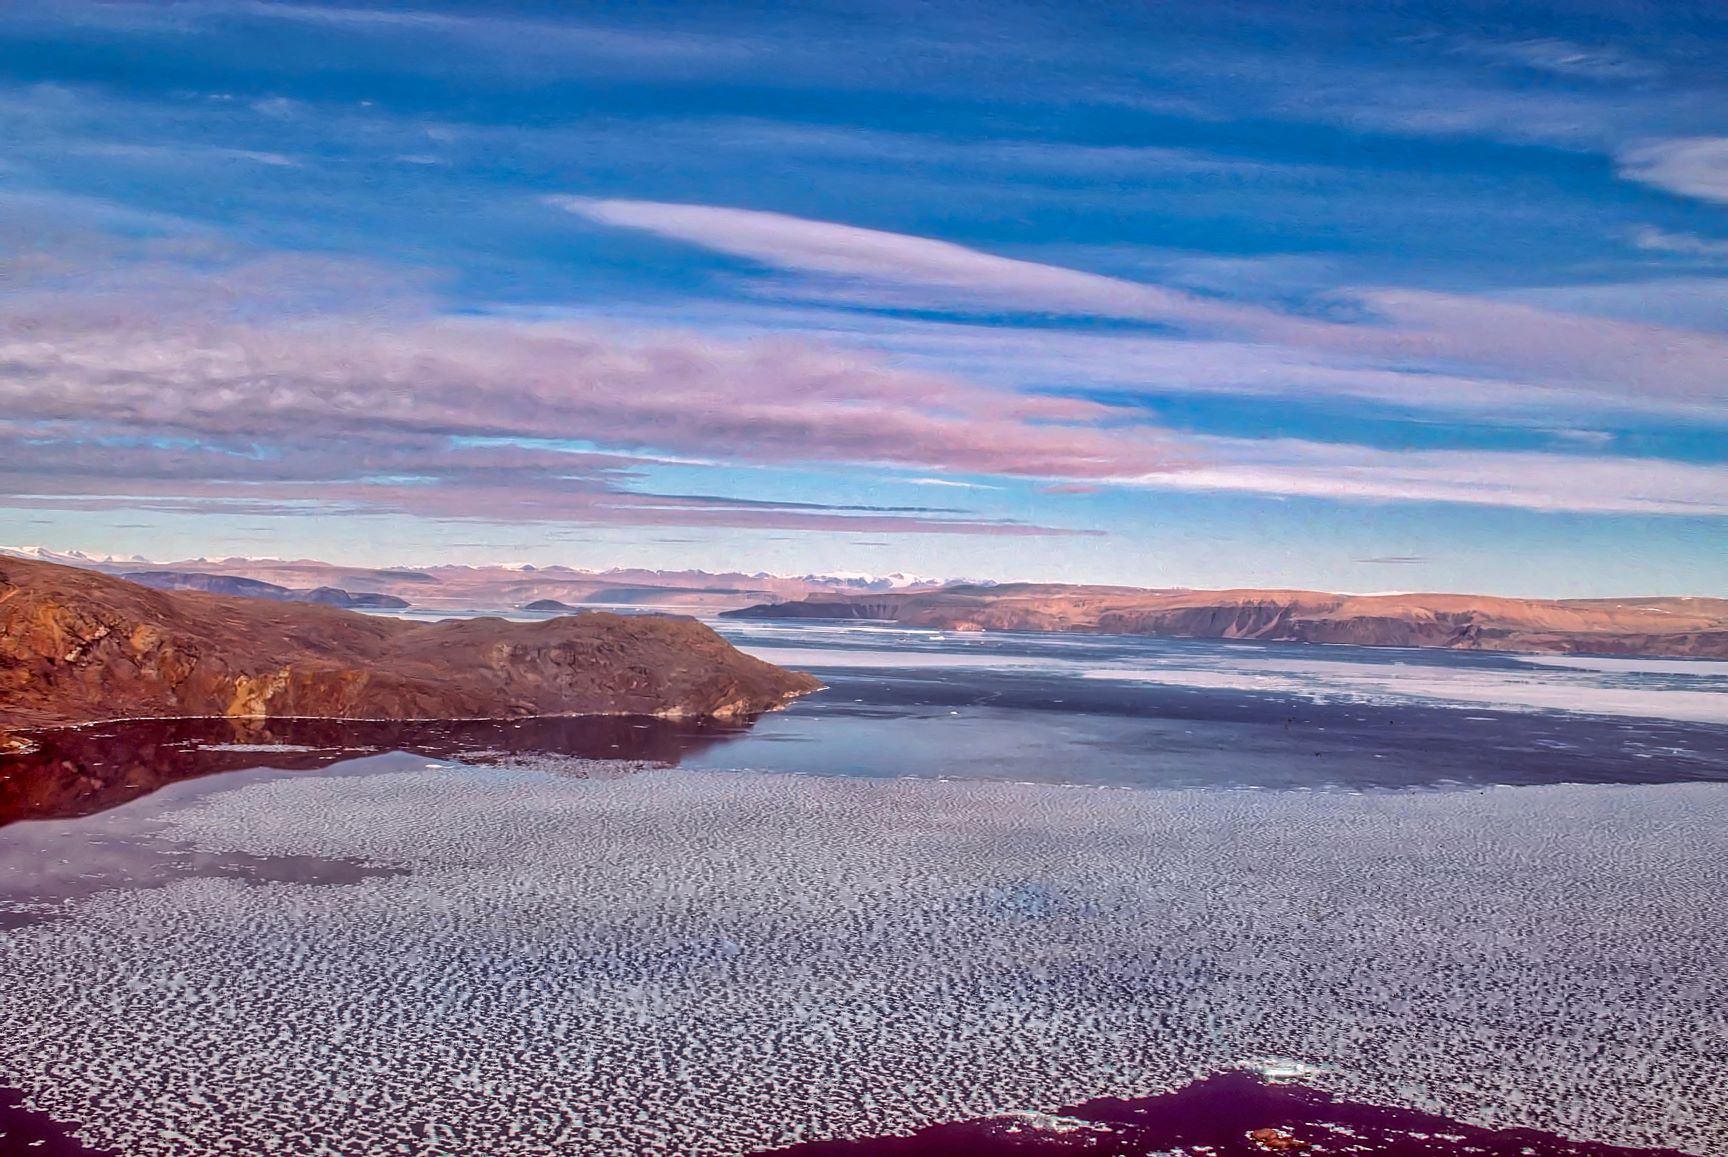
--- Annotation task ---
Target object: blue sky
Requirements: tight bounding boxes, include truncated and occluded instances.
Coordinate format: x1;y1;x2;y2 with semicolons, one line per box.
1;0;1725;594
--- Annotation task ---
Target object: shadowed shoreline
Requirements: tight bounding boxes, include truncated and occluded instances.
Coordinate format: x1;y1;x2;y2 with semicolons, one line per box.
756;1072;1697;1157
2;1073;1698;1157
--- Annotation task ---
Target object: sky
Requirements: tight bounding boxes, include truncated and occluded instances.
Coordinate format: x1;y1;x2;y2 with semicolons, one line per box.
1;0;1725;595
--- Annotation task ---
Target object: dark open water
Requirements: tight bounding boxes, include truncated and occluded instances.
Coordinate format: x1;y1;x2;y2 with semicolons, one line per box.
8;624;1727;829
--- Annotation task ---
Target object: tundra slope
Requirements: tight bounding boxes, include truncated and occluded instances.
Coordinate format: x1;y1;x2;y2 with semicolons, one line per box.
723;584;1728;659
0;556;820;730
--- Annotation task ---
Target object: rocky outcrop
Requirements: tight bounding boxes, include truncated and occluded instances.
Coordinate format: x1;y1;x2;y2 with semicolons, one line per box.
1249;1127;1310;1151
0;557;821;729
724;584;1728;659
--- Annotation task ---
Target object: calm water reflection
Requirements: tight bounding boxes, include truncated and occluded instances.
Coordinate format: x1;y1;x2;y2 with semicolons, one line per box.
0;714;750;827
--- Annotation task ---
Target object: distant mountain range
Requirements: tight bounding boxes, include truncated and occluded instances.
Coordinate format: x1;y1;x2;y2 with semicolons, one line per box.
9;545;1724;659
0;546;957;614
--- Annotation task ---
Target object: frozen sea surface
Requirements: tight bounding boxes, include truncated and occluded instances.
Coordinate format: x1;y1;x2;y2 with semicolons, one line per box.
717;620;1728;724
2;623;1724;1155
0;761;1723;1157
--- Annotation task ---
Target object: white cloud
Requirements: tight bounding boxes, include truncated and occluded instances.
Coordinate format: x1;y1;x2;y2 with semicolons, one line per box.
906;477;1000;489
1128;438;1728;516
1618;137;1728;204
856;321;1642;419
1629;226;1728;259
1549;429;1615;448
1463;38;1657;82
550;196;1279;334
1352;289;1728;405
1490;278;1728;336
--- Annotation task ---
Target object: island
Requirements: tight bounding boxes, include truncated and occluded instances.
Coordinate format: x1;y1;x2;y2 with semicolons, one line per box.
722;583;1728;658
120;570;411;609
0;556;822;732
522;598;582;612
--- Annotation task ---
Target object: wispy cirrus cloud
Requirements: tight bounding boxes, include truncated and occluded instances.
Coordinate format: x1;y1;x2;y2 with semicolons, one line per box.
1128;438;1728;516
8;0;756;71
1489;277;1728;336
1457;37;1658;82
551;196;1279;334
1618;137;1728;204
1629;225;1728;258
1354;289;1728;406
557;197;1728;411
817;318;1670;421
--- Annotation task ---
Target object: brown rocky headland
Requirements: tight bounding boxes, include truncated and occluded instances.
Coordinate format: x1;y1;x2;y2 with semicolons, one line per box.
724;583;1728;659
0;556;821;731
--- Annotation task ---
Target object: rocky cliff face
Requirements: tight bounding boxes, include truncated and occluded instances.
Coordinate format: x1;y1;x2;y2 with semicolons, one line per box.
724;585;1728;658
0;557;821;730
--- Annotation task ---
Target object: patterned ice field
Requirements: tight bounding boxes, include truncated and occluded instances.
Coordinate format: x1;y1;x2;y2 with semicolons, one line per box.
1;763;1723;1156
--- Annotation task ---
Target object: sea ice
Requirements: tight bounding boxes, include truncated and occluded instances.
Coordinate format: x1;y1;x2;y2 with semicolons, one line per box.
0;765;1722;1156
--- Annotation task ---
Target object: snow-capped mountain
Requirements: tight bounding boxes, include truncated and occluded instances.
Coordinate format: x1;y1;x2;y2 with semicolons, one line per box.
0;545;148;567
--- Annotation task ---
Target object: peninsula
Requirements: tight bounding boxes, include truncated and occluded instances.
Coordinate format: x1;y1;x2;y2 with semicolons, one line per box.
722;584;1728;659
0;556;821;731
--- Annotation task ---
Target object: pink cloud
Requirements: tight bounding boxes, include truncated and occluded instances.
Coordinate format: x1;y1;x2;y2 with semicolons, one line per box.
1353;289;1728;406
0;310;1178;479
5;242;1723;528
0;270;1182;533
